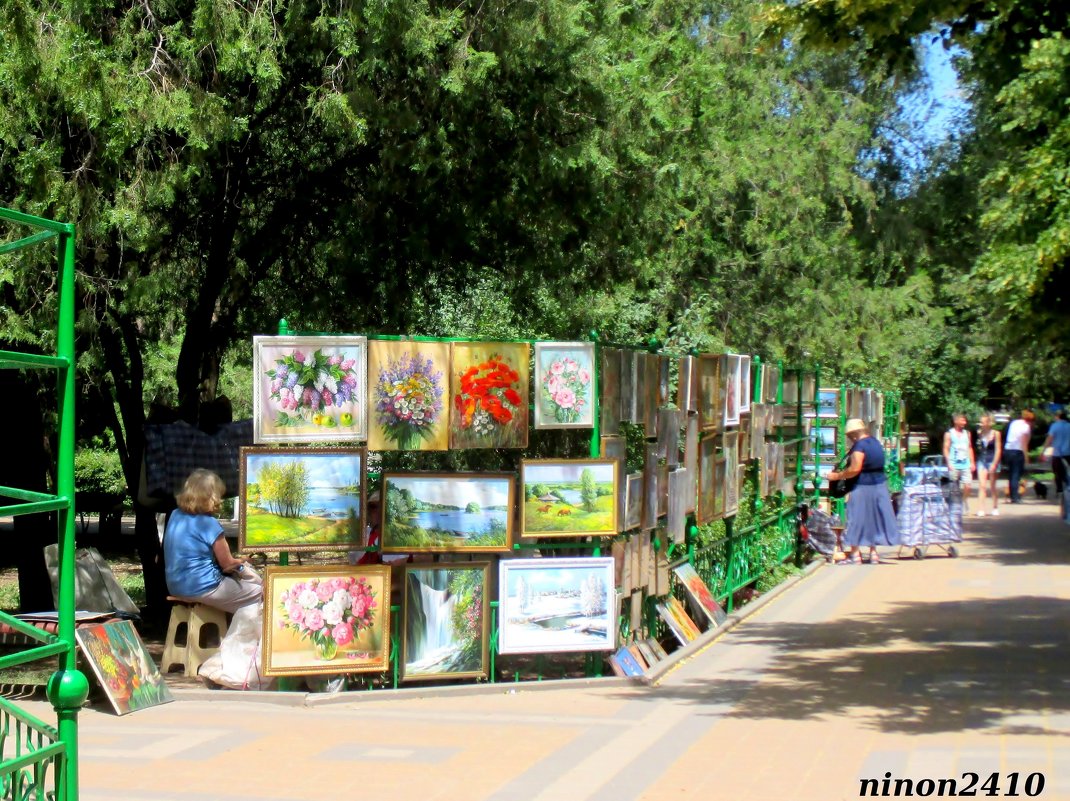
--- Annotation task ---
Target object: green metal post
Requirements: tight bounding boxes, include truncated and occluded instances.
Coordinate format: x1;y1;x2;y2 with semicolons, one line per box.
277;318;291;569
48;226;89;801
589;331;601;557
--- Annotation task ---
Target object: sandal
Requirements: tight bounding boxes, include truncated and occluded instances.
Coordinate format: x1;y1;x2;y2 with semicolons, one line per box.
851;552;863;565
868;552;881;565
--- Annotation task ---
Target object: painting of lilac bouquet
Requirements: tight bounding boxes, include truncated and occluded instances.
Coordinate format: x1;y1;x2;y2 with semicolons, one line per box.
265;566;392;676
253;336;367;444
534;342;595;429
368;341;450;451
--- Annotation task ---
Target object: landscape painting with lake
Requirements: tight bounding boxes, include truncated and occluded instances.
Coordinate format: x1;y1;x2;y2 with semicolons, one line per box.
240;448;365;552
402;564;489;681
498;558;616;654
382;473;514;552
521;459;619;537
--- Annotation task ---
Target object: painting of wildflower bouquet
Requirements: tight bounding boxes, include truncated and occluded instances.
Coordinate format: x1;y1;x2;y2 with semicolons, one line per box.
533;342;595;429
367;341;450;451
450;342;529;449
253;335;367;444
263;565;391;676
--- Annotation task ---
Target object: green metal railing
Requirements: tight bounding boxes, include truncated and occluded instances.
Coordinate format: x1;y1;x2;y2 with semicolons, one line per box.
0;206;87;801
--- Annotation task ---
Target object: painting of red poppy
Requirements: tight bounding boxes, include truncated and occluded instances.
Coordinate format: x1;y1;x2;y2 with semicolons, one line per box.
449;342;530;449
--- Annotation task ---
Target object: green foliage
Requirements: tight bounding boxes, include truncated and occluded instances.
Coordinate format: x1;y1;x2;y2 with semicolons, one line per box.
74;447;128;497
256;461;310;518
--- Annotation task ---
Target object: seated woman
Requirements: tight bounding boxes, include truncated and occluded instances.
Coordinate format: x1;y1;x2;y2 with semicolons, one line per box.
164;469;261;612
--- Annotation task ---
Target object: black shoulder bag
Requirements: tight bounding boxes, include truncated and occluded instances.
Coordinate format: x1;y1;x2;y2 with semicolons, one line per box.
828;450;855;499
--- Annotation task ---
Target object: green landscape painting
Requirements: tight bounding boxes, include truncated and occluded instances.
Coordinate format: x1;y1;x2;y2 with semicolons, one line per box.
521;460;618;538
240;447;365;552
382;474;514;552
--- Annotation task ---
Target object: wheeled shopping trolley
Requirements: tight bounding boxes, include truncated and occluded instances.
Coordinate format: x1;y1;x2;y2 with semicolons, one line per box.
896;472;963;560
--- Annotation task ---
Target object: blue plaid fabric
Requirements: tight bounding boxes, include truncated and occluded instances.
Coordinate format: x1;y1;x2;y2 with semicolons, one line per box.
144;420;252;499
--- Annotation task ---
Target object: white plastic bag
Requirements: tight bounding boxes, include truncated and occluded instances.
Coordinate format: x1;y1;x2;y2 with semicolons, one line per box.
197;602;274;691
43;544;141;615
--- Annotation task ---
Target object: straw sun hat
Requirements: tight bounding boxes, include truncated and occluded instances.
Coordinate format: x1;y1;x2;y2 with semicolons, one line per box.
844;418;866;435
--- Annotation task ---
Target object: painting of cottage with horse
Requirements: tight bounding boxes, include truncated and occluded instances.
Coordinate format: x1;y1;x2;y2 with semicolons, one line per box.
521;460;619;537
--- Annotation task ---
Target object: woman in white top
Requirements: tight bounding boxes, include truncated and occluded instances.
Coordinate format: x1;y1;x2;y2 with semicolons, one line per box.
1003;410;1034;504
975;415;1002;516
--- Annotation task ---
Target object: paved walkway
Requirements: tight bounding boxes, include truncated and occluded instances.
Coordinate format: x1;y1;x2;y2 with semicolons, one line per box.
24;496;1070;800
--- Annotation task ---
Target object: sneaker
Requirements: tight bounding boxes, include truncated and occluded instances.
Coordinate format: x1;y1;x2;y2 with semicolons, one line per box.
976;510;985;517
990;508;1000;517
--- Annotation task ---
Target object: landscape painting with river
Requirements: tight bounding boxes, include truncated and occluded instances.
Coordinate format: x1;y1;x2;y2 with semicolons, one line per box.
240;448;365;551
402;564;489;681
382;474;514;552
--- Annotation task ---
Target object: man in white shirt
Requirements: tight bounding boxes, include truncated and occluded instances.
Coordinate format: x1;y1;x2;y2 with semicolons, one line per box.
1003;410;1034;504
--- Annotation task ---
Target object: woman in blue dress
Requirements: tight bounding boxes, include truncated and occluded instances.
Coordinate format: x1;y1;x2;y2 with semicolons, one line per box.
827;419;899;564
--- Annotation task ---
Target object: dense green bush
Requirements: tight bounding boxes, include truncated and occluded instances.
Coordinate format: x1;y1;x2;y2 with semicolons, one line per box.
74;448;127;498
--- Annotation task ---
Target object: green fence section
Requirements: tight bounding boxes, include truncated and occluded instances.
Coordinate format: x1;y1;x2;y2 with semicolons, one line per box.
0;206;86;801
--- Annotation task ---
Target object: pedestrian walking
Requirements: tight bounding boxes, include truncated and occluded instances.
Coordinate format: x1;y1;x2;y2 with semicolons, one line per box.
1043;409;1070;496
1003;410;1034;504
975;414;1002;516
943;412;975;512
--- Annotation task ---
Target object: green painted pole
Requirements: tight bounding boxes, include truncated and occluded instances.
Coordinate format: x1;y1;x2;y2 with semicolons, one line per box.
277;318;291;569
47;226;89;801
589;331;601;557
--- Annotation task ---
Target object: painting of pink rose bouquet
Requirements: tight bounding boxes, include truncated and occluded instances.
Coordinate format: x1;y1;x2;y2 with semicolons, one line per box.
263;565;391;676
534;342;595;429
253;336;367;444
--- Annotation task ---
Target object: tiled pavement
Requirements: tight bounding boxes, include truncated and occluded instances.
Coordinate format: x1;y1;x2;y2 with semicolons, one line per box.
23;496;1070;800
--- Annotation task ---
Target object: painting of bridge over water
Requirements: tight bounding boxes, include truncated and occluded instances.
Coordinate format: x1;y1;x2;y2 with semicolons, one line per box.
497;557;616;655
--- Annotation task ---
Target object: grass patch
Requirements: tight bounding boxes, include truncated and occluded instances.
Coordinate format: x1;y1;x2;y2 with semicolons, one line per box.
244;507;361;548
383;520;507;550
522;494;615;534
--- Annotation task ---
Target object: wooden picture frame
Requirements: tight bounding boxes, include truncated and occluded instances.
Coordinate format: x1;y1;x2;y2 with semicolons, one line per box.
263;564;392;676
723;354;742;428
600;347;622;435
739;355;752;413
533;342;595;429
253;335;368;444
696;435;719;524
624;472;643;531
382;473;514;553
521;459;619;538
401;563;490;682
723;432;739;517
696;354;721;432
240;447;366;553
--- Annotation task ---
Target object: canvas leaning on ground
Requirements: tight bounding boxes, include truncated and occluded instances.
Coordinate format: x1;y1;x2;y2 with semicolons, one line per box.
263;565;391;676
239;447;365;552
382;473;514;552
497;558;616;655
521;459;619;537
402;563;490;682
672;563;727;629
76;620;173;715
253;335;368;444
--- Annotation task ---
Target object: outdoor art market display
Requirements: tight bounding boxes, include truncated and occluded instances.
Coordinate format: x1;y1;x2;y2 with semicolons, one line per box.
246;327;900;685
263;565;392;676
239;447;366;552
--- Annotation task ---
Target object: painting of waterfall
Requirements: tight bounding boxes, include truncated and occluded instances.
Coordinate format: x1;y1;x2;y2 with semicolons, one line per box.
382;473;514;552
497;558;616;655
401;564;489;682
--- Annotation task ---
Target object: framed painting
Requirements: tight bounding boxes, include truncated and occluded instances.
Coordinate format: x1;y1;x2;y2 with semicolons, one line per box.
533;342;595;429
620;349;639;424
713;457;727;520
667;468;688;544
449;342;529;449
609;646;645;677
657;462;669;518
253;335;367;444
658;356;671;407
816;389;839;419
368;340;450;451
521;459;619;537
263;564;391;676
781;371;799;406
658;408;682;466
761;362;779;404
382;473;514;552
683;415;699;512
656;596;702;647
641;354;660;434
739;355;752;413
800;372;817;410
812;426;838;458
624;472;643;531
672;563;727;629
749;403;768;461
723;432;739;517
240;447;365;552
803;462;834;488
76;621;173;715
696;354;721;432
677;356;696;414
847;388;863;419
600;347;622;435
636;639;659;667
696;436;718;524
646;637;669;661
723;354;742;428
641;443;658;531
498;557;616;655
401;563;490;682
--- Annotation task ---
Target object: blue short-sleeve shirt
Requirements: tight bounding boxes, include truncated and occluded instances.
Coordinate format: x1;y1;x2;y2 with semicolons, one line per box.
1049;419;1070;457
164;510;224;598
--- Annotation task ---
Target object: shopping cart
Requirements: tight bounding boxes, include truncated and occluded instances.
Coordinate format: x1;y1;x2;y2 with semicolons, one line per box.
896;464;963;559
